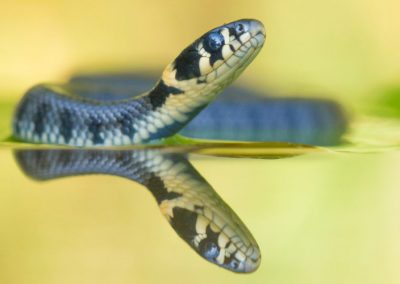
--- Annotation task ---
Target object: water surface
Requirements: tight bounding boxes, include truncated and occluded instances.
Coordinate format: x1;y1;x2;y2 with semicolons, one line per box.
1;100;400;284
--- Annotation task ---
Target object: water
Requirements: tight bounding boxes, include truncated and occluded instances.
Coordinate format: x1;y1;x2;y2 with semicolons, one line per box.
1;100;400;283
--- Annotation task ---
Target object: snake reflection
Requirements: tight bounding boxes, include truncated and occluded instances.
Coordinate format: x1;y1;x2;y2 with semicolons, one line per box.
14;148;260;273
13;89;349;273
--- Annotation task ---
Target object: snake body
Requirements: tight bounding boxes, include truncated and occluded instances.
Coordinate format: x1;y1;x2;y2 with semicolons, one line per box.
15;148;260;273
69;73;348;146
13;19;266;146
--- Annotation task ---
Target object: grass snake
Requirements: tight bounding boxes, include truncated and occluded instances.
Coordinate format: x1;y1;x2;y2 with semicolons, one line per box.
11;19;348;273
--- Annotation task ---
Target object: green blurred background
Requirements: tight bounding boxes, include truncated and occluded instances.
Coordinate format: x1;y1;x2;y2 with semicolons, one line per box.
1;0;399;103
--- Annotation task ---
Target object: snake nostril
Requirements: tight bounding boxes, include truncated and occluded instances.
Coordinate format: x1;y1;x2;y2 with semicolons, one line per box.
235;23;246;34
230;259;239;269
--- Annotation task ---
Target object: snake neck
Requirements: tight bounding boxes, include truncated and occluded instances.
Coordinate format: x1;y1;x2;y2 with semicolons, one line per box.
143;63;227;139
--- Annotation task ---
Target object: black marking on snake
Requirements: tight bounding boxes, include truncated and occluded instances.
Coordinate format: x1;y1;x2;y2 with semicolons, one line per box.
170;207;199;242
209;48;224;67
146;174;182;204
59;109;73;143
118;112;135;138
198;224;221;261
58;150;73;166
229;27;241;42
194;204;204;212
173;46;202;80
33;102;49;136
88;116;104;145
148;80;184;109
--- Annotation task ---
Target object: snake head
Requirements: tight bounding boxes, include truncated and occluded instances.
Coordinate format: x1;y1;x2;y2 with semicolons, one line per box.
162;19;266;92
166;204;261;273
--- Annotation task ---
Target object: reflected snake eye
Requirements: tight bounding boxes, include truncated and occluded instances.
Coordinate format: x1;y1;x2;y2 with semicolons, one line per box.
201;241;220;260
204;32;225;53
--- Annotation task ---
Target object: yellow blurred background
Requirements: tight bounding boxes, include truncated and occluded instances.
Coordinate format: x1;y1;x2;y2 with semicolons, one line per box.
1;0;400;102
1;149;400;284
1;2;400;283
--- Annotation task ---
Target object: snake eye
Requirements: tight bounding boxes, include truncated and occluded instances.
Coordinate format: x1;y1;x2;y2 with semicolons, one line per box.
204;32;225;53
201;241;220;260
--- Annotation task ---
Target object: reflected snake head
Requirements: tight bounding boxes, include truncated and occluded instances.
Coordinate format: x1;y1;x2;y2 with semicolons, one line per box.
166;204;261;273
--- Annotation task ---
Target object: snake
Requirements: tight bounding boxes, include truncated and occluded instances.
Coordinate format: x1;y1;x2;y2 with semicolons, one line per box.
15;148;261;273
10;18;348;273
12;19;266;146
